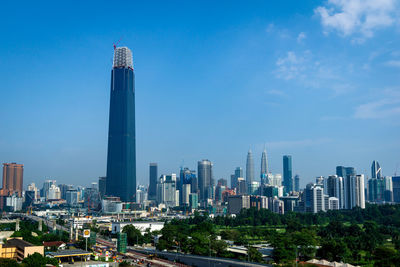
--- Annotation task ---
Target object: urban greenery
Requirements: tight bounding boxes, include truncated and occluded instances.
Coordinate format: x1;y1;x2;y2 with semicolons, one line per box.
155;204;400;266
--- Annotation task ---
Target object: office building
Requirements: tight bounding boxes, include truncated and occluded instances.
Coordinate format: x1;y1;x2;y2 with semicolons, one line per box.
383;176;393;202
59;184;73;200
228;195;250;214
328;197;339;210
157;174;178;208
148;163;158;200
189;193;198;210
182;183;191;205
98;177;106;198
1;163;23;197
66;189;79;206
47;184;61;200
24;191;35;208
136;185;147;204
246;150;254;184
272;197;284;214
260;148;268;179
27;183;39;200
248;181;260;195
326;175;344;209
294;174;300;192
280;195;299;212
371;160;382;179
41;180;56;200
336;166;356;179
392;176;400;202
367;178;385;202
236;177;247;195
283;155;293;193
106;46;136;202
198;160;212;201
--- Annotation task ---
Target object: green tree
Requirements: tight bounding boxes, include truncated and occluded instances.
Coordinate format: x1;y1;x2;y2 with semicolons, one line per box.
373;246;399;267
0;258;19;267
122;225;143;245
22;252;59;267
248;246;264;263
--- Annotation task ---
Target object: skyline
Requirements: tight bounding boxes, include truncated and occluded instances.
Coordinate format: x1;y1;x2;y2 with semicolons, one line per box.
1;1;400;188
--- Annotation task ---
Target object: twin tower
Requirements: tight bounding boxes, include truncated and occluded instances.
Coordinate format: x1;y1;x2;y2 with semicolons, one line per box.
106;47;137;202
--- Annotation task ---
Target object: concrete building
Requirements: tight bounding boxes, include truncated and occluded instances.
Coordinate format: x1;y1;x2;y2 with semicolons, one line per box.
1;163;23;198
0;238;44;261
157;174;178;208
228;195;250;214
112;221;164;234
47;184;61;200
198;160;213;201
311;185;325;213
250;195;268;210
66;189;79;206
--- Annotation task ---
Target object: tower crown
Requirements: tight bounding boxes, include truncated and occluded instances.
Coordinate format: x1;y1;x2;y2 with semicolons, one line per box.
113;47;133;68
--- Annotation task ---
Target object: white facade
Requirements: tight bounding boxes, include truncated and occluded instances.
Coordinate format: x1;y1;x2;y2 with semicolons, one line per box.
311;185;325;213
157;174;178;208
111;221;164;234
345;174;365;209
101;198;123;213
113;47;133;68
48;184;61;200
182;184;191;205
328;197;339;210
27;182;39;200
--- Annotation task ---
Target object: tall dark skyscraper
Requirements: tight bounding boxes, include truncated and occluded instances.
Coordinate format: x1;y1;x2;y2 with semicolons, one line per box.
198;159;212;201
260;148;268;179
148;163;158;200
283;155;293;193
106;47;136;202
98;177;107;198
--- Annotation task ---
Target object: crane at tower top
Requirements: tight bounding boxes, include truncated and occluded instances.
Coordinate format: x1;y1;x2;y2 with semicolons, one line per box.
113;37;123;50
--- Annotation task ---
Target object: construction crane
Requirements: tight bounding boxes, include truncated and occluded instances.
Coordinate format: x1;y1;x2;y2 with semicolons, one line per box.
395;163;400;176
113;37;123;50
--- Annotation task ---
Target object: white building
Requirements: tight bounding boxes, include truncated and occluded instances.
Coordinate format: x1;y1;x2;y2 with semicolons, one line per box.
27;182;40;200
181;184;191;205
157;174;178;208
48;184;61;200
311;185;324;213
111;221;164;234
345;174;365;209
328;197;339;210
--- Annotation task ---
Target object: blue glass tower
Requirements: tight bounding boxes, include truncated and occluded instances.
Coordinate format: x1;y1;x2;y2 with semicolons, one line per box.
283;155;293;193
106;47;136;202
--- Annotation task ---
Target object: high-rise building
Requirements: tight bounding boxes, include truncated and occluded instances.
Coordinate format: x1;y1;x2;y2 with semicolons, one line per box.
1;163;23;197
98;177;107;198
228;195;250;214
383;176;393;202
231;167;243;188
27;183;39;200
367;178;385;202
283;155;293;193
198;160;212;201
66;189;79;206
59;184;74;200
371;160;382;179
311;185;325;213
260;148;268;179
392;176;400;203
148;163;158;200
336;166;356;179
157;174;178;208
294;174;300;192
344;174;365;209
41;180;56;200
48;184;61;200
106;47;136;202
326;175;344;209
246;150;254;185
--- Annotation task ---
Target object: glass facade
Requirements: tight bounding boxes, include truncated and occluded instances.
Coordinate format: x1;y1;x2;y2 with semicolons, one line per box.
283;155;293;193
106;47;136;202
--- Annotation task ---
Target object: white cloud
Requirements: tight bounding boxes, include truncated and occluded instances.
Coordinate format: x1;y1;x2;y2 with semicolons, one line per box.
385;60;400;67
275;51;310;80
354;89;400;119
315;0;398;40
297;32;307;43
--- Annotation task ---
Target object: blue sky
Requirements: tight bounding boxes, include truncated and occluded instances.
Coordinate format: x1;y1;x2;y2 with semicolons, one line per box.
0;0;399;188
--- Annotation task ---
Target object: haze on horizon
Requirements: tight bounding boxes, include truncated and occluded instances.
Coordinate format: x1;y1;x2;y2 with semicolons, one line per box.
0;0;399;188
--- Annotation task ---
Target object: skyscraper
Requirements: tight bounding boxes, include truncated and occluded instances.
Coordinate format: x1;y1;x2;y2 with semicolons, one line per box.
1;163;23;197
231;167;243;189
371;160;382;179
98;177;107;198
294;174;300;192
198;159;212;201
246;150;254;185
106;47;136;202
283;155;293;193
148;163;158;200
260;148;268;179
344;174;365;209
